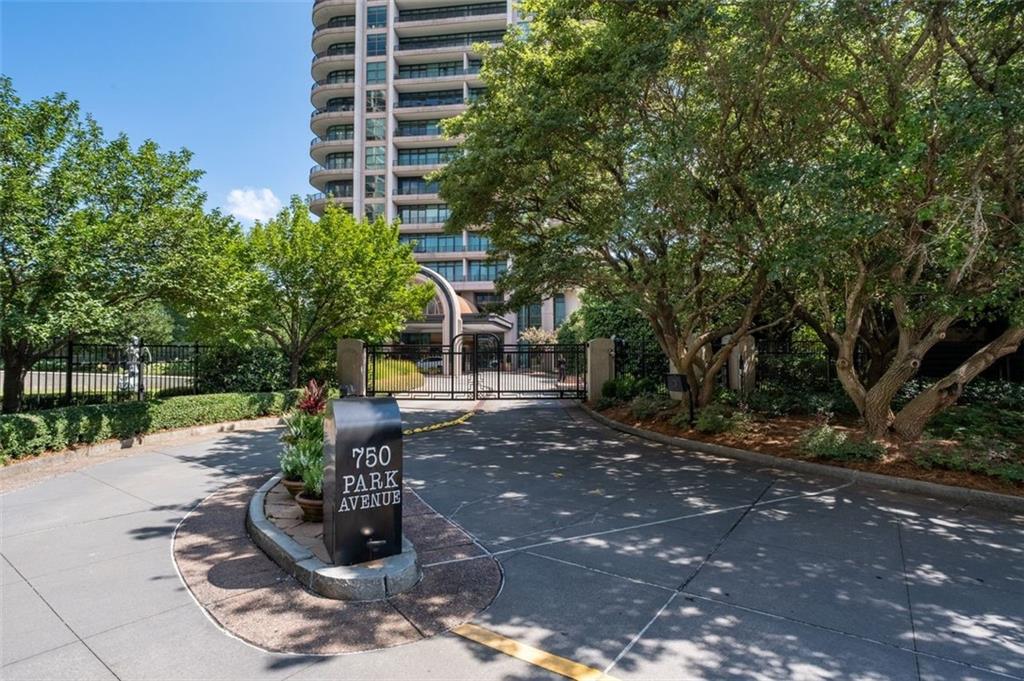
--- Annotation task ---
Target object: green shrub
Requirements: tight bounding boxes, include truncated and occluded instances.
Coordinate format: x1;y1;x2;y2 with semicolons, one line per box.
594;396;621;410
278;444;307;481
0;390;300;463
798;425;884;462
601;376;638;402
744;383;857;417
195;346;288;394
280;412;324;446
694;403;749;434
629;394;676;420
302;453;324;498
915;446;1024;484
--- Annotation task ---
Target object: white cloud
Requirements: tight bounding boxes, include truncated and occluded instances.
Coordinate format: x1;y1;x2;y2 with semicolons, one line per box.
225;187;282;223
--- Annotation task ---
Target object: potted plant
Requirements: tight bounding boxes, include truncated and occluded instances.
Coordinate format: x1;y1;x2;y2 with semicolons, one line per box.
277;444;307;497
295;453;324;522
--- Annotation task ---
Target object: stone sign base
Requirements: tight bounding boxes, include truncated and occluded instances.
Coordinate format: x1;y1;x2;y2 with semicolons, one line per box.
246;475;420;600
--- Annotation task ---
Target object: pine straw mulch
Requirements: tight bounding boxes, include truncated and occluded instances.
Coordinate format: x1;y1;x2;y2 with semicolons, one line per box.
598;405;1024;498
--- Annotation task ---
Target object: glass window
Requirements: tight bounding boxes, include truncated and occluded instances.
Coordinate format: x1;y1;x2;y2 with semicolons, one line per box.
326;69;355;84
468;86;487;102
554;293;567;327
324;180;353;197
366;90;386;112
422;261;463;281
325;152;354;169
366;118;385;140
367;34;387;56
398;29;504;51
397;61;463;79
326;96;355;111
366;61;386;84
327;42;355;55
367;6;387;28
365;175;385;198
398;203;450;224
365;147;385;169
397;2;504;22
396;176;439;195
397;89;463;108
396;119;444;137
518;300;542;328
324;124;354;140
397;146;460;166
466;233;491;251
365;203;385;220
399;233;462;253
474;292;504;310
469;260;508;282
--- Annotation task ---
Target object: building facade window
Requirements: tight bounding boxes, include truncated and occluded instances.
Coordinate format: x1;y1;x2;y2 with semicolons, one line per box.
366;61;386;84
366;90;386;112
324;180;353;197
325;152;354;169
398;203;450;224
397;89;463;108
396;119;444;137
396;176;439;195
326;69;355;84
474;292;504;310
554;293;567;327
397;1;504;23
422;261;462;281
365;118;385;140
367;34;387;56
468;86;487;102
365;175;385;198
325;15;356;28
324;124;354;140
518;300;542;329
365;147;385;169
397;29;504;51
365;203;385;220
366;6;387;28
397;60;463;79
397;146;460;165
400;233;462;253
466;233;491;251
469;260;508;282
327;41;355;55
325;96;355;111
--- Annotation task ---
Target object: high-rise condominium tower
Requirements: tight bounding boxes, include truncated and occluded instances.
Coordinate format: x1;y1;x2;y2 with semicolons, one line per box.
309;0;577;345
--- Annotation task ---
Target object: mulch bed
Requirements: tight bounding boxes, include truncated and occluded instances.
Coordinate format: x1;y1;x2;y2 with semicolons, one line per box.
599;405;1024;498
173;475;501;655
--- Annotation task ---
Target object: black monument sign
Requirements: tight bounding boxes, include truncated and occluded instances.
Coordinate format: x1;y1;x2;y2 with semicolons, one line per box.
324;397;403;565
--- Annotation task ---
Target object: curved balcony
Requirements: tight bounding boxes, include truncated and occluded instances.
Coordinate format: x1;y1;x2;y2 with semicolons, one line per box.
311;49;355;81
310;78;356;109
311;0;356;29
309;107;356;137
309;135;355;164
312;23;356;54
306;191;354;216
309;164;355;191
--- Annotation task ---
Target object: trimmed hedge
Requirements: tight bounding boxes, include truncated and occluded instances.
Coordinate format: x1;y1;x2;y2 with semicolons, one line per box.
0;390;301;464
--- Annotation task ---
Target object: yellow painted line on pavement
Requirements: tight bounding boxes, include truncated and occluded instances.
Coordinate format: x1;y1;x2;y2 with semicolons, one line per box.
452;623;620;681
402;410;476;436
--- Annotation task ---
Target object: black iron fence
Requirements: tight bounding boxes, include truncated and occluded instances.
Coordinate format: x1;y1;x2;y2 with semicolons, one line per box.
7;341;207;411
366;342;587;399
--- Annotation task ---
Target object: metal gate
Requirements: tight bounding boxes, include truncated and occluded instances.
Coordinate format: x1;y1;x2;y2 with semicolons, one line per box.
366;334;586;400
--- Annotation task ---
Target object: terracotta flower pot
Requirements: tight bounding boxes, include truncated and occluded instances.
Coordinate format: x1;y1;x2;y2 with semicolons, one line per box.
295;492;324;523
281;477;305;498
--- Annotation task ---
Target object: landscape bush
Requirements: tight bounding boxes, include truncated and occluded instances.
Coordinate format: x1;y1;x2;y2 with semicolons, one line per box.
195;346;288;394
798;425;885;462
629;394;676;420
693;403;749;435
0;390;301;463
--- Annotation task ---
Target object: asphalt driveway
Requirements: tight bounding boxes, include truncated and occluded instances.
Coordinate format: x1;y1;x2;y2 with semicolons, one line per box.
1;399;1021;680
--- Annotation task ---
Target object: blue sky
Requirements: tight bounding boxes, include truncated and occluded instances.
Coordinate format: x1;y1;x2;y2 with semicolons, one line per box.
2;1;315;223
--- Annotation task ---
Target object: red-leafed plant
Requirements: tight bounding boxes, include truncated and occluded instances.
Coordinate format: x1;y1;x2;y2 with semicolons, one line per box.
297;379;326;415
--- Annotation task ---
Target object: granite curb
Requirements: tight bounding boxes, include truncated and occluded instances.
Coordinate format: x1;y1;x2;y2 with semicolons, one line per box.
246;473;421;600
577;401;1024;514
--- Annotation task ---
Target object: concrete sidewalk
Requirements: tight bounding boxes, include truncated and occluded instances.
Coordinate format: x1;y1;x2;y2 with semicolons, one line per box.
2;399;1022;680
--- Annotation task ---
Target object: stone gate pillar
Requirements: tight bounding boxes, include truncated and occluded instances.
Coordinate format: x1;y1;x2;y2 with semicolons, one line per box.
337;339;366;396
586;338;615;403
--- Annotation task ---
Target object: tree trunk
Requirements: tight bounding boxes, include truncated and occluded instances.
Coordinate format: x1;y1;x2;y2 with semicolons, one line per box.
288;356;301;389
892;327;1024;440
1;351;26;414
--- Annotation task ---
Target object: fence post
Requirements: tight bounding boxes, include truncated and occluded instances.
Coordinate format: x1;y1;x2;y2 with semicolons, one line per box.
336;339;366;396
193;342;200;394
65;338;74;407
586;338;615;403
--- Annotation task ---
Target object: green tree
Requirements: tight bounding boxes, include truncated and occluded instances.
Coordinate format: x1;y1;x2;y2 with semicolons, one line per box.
0;78;237;412
775;0;1024;439
439;0;816;407
217;201;433;388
